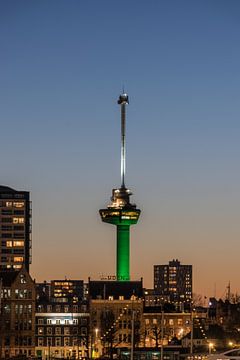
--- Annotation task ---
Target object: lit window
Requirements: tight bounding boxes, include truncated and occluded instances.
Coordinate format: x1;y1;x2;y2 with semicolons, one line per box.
6;202;12;207
14;257;23;263
38;327;44;334
13;265;22;269
13;218;24;224
13;202;24;208
13;241;24;247
6;241;12;247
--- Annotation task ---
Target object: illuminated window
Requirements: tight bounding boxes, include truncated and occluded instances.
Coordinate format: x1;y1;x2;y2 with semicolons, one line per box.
13;265;22;269
6;241;12;247
13;241;24;247
14;257;23;263
13;202;24;208
6;202;12;207
13;218;24;224
169;319;174;325
38;327;44;335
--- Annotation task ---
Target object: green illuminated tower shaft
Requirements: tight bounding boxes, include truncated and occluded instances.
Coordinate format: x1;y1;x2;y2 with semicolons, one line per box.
99;93;140;281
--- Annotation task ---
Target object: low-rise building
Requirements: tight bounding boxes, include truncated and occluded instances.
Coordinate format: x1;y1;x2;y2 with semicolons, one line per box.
0;267;35;358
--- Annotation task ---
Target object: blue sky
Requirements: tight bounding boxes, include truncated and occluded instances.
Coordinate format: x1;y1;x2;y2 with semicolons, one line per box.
1;0;240;297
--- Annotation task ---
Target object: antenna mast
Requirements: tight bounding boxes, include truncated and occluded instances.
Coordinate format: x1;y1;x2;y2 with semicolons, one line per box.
118;93;129;188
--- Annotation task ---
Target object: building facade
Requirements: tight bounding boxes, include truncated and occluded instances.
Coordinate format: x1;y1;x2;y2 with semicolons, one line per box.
89;280;144;357
35;279;89;359
0;267;36;358
0;185;31;271
154;259;192;305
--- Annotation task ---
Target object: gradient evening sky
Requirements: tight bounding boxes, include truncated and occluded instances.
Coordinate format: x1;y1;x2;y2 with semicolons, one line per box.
1;0;240;298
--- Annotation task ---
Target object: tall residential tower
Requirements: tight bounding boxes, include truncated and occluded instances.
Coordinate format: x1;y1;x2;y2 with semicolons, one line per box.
0;186;31;271
99;93;140;281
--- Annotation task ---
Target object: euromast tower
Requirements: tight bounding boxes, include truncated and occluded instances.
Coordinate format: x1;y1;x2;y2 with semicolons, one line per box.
99;93;141;281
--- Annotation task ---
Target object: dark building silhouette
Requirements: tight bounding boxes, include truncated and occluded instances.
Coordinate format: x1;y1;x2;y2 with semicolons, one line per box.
154;259;192;304
0;185;31;271
0;267;36;358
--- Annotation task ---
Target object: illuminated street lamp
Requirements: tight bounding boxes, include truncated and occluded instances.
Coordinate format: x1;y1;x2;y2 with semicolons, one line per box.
208;342;214;354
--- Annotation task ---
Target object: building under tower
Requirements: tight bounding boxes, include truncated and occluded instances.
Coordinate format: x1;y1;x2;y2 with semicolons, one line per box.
99;93;141;281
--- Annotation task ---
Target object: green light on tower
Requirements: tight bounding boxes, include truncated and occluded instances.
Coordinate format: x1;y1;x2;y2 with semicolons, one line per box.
99;93;141;281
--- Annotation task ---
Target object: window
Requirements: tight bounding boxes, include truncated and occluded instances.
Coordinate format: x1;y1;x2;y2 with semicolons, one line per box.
38;338;44;346
73;319;78;325
6;202;12;207
1;217;12;223
178;319;183;325
47;319;52;324
20;274;26;283
64;327;70;335
14;225;24;231
13;264;22;269
47;327;52;335
56;337;61;346
13;241;24;247
64;337;70;346
6;241;12;247
13;217;24;224
56;319;61;325
13;202;24;208
145;319;149;325
47;305;52;312
169;319;174;325
38;319;44;325
14;257;23;263
2;225;12;231
55;327;61;335
47;337;52;346
38;327;44;335
65;319;70;325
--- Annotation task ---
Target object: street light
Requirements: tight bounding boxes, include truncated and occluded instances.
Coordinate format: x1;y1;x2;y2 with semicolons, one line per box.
208;342;214;354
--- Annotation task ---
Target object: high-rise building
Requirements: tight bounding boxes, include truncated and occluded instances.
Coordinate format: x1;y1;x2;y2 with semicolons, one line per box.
99;93;140;281
154;259;192;304
0;186;31;271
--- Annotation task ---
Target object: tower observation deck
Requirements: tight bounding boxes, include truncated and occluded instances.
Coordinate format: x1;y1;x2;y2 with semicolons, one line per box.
99;93;141;281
